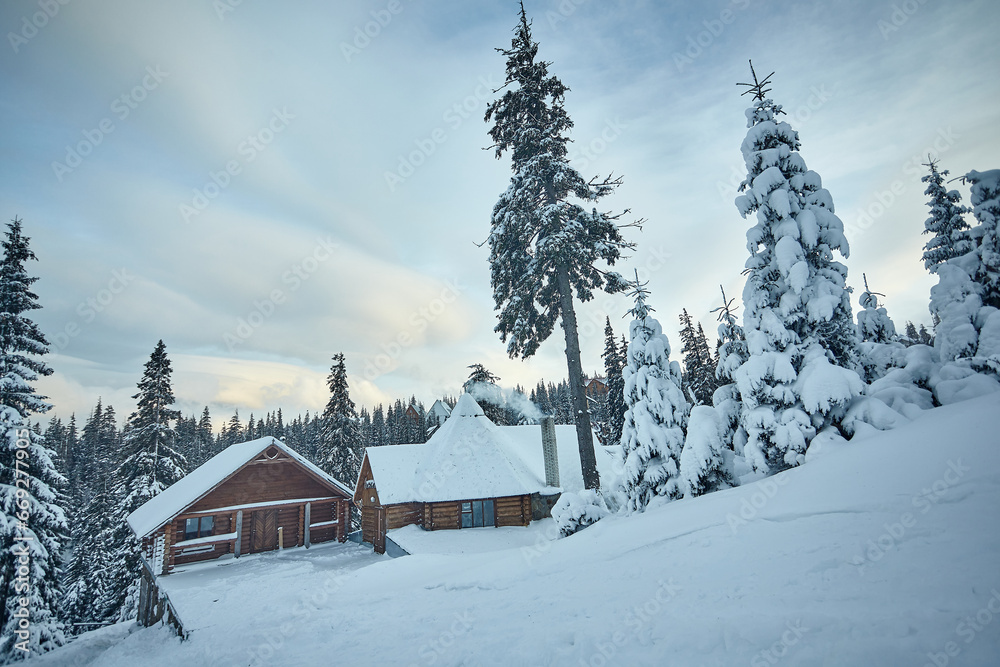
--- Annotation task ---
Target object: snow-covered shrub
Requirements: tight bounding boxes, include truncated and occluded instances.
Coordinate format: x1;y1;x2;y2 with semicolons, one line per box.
680;405;737;497
552;490;610;537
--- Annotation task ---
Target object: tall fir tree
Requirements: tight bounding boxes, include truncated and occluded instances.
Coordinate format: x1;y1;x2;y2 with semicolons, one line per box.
732;64;862;473
921;159;971;272
602;317;626;447
107;340;185;621
485;4;635;490
620;276;689;511
0;218;67;660
317;353;362;484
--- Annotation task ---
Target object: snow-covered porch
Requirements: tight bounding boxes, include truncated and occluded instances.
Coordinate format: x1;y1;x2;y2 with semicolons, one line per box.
154;540;383;637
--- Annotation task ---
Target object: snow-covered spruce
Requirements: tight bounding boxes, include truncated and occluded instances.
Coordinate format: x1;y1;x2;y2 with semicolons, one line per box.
317;353;363;484
485;5;634;490
602;318;627;447
680;405;736;497
963;169;1000;310
678;309;717;405
921;159;971;272
856;276;907;383
732;66;863;473
106;340;186;622
0;218;67;660
551;489;610;537
711;286;748;454
619;279;689;510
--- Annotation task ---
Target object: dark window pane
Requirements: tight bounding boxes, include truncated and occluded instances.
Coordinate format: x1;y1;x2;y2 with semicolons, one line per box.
461;510;473;528
461;502;471;513
472;501;484;527
483;500;495;527
184;518;199;540
200;516;214;537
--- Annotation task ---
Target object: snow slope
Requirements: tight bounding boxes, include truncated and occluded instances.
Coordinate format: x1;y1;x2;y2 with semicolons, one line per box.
30;394;1000;666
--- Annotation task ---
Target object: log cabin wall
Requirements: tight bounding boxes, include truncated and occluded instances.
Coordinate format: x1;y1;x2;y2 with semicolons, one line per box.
386;502;423;530
495;495;531;527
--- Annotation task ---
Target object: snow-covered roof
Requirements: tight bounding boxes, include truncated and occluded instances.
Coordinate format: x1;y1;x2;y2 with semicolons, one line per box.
127;437;351;538
362;394;618;504
428;399;452;420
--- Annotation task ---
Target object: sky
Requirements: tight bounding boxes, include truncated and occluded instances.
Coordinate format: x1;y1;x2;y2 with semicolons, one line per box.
1;0;998;430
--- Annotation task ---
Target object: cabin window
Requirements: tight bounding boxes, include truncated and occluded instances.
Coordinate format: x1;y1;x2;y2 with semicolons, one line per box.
460;500;495;528
184;516;214;540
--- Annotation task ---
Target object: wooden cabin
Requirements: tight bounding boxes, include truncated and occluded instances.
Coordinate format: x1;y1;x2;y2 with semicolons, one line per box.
127;436;353;625
353;394;617;553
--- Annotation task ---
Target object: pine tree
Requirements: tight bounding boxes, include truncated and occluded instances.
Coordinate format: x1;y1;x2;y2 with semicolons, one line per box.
963;169;1000;310
711;285;748;452
856;274;904;383
195;407;213;466
732;64;862;473
106;340;185;621
485;4;636;490
620;276;689;511
0;217;67;660
463;364;506;425
678;310;717;405
317;353;362;484
921;158;971;272
602;318;626;447
856;274;897;344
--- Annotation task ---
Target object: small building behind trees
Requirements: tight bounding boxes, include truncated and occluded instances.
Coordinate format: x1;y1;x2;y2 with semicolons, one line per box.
126;437;353;626
354;394;617;553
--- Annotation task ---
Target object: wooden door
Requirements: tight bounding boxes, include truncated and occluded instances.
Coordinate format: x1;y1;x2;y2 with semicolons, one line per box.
251;509;278;553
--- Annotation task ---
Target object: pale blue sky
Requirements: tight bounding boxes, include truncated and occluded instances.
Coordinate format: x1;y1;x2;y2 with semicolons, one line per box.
1;0;997;426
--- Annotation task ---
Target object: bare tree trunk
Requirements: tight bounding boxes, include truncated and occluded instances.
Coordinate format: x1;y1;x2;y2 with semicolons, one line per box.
556;264;601;490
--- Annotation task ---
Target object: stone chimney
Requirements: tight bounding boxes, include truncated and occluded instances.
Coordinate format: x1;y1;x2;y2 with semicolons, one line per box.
540;416;560;487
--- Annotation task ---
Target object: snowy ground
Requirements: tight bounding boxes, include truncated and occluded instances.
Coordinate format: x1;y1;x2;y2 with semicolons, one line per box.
28;393;1000;665
389;520;558;556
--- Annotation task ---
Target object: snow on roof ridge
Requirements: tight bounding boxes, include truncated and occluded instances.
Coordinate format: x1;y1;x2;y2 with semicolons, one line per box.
451;393;485;418
126;436;350;539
